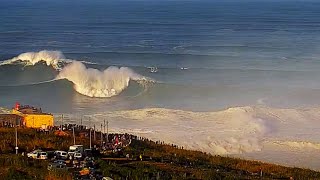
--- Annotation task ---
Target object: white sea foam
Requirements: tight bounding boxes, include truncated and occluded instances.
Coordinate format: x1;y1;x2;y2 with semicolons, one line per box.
56;61;149;98
272;140;320;150
87;107;269;155
74;106;320;159
0;50;68;70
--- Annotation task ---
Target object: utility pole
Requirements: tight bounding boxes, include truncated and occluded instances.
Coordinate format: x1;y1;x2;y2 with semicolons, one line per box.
73;126;76;145
103;119;106;142
106;120;109;143
89;128;92;149
94;124;96;141
103;119;106;133
89;116;91;129
15;119;18;155
100;124;103;147
61;114;64;131
89;117;92;149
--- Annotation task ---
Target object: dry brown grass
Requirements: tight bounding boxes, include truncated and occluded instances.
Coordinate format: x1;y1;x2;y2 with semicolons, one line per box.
0;127;95;153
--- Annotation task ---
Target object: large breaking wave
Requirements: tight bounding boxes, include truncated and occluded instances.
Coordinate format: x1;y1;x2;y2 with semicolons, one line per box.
0;50;151;97
0;50;69;70
56;61;150;97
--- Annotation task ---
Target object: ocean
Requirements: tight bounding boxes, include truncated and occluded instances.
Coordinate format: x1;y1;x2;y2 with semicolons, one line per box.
1;0;320;169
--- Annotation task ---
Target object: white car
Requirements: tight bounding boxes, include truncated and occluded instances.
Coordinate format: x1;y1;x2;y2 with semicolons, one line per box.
68;145;84;157
39;152;48;160
27;150;42;159
54;151;68;159
74;152;82;159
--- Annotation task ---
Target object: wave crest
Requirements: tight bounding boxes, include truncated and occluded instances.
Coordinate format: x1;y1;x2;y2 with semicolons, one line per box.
57;61;149;97
0;50;68;70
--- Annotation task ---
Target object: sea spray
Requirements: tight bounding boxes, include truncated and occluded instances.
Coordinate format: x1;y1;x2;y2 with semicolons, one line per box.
56;61;147;97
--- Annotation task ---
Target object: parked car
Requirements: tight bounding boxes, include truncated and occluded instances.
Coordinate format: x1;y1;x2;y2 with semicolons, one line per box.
68;145;84;157
54;151;68;160
74;152;83;159
27;150;42;159
39;152;48;160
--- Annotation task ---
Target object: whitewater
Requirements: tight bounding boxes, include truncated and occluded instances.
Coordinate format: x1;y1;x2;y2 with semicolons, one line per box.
85;106;320;169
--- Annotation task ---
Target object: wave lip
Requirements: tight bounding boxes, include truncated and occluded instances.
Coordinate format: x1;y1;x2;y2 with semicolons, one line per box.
56;61;150;98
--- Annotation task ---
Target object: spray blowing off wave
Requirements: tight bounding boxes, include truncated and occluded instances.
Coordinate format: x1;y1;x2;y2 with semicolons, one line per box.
57;61;151;98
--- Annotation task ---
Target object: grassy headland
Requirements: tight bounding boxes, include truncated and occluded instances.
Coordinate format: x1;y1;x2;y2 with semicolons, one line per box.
0;127;319;179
